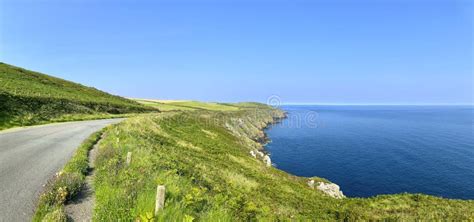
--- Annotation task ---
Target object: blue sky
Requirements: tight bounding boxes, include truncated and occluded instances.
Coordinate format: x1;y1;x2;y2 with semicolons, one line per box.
1;0;472;104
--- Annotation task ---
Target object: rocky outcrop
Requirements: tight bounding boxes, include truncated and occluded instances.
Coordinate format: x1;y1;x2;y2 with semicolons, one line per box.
307;179;345;199
255;149;264;158
263;155;272;167
221;107;284;168
250;150;257;158
250;149;272;167
223;108;286;148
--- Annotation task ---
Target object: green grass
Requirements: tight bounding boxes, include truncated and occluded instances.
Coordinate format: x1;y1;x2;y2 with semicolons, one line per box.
92;105;474;221
12;61;471;220
0;62;157;130
135;100;198;111
33;129;107;222
169;101;240;111
135;99;241;112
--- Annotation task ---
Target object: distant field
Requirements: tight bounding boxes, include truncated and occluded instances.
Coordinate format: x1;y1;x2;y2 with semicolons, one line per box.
0;63;156;130
135;99;240;111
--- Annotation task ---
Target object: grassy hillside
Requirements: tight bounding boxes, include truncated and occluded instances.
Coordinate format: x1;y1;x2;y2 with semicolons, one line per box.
88;104;473;221
0;63;156;130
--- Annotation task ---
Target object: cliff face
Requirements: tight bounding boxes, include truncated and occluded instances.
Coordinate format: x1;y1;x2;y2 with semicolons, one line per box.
223;107;347;199
223;107;286;150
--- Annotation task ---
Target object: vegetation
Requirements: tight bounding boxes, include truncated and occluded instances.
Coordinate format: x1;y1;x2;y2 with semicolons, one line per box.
14;62;471;220
91;105;474;221
33;130;106;222
0;62;156;130
135;99;240;112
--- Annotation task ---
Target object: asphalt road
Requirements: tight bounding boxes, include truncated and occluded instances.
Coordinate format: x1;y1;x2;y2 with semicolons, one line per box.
0;119;123;222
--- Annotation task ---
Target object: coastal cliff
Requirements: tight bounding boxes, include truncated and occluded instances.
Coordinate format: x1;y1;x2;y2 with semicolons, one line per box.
223;105;286;149
88;103;474;221
222;107;346;199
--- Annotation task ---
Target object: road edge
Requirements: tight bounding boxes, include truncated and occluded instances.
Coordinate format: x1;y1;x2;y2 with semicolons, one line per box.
0;116;129;134
32;128;107;221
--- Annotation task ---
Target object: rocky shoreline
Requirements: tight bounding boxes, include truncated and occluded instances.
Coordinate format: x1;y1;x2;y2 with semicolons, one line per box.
257;109;346;199
223;107;345;199
255;112;288;146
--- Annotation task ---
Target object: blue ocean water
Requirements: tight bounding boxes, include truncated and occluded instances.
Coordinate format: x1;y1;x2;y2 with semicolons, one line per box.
265;105;474;199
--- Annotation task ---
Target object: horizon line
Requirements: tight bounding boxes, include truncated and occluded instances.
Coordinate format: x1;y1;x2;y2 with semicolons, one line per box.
126;98;473;106
279;103;474;106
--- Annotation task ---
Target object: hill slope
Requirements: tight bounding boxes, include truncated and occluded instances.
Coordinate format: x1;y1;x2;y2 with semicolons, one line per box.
0;62;155;130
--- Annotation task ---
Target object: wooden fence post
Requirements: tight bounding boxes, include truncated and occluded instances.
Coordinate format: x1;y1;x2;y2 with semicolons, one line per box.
126;152;132;166
155;185;166;215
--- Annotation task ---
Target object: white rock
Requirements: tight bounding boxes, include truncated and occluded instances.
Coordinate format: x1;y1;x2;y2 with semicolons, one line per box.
263;155;272;167
255;150;265;158
307;179;315;188
316;182;345;199
250;150;257;158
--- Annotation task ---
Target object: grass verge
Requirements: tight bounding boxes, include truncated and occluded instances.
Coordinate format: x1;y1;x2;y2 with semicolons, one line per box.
33;129;106;222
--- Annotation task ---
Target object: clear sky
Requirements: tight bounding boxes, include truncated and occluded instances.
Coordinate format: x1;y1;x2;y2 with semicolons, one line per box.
1;0;472;104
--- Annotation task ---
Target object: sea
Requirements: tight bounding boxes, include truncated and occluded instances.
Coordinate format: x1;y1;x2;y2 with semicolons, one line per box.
265;105;474;199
